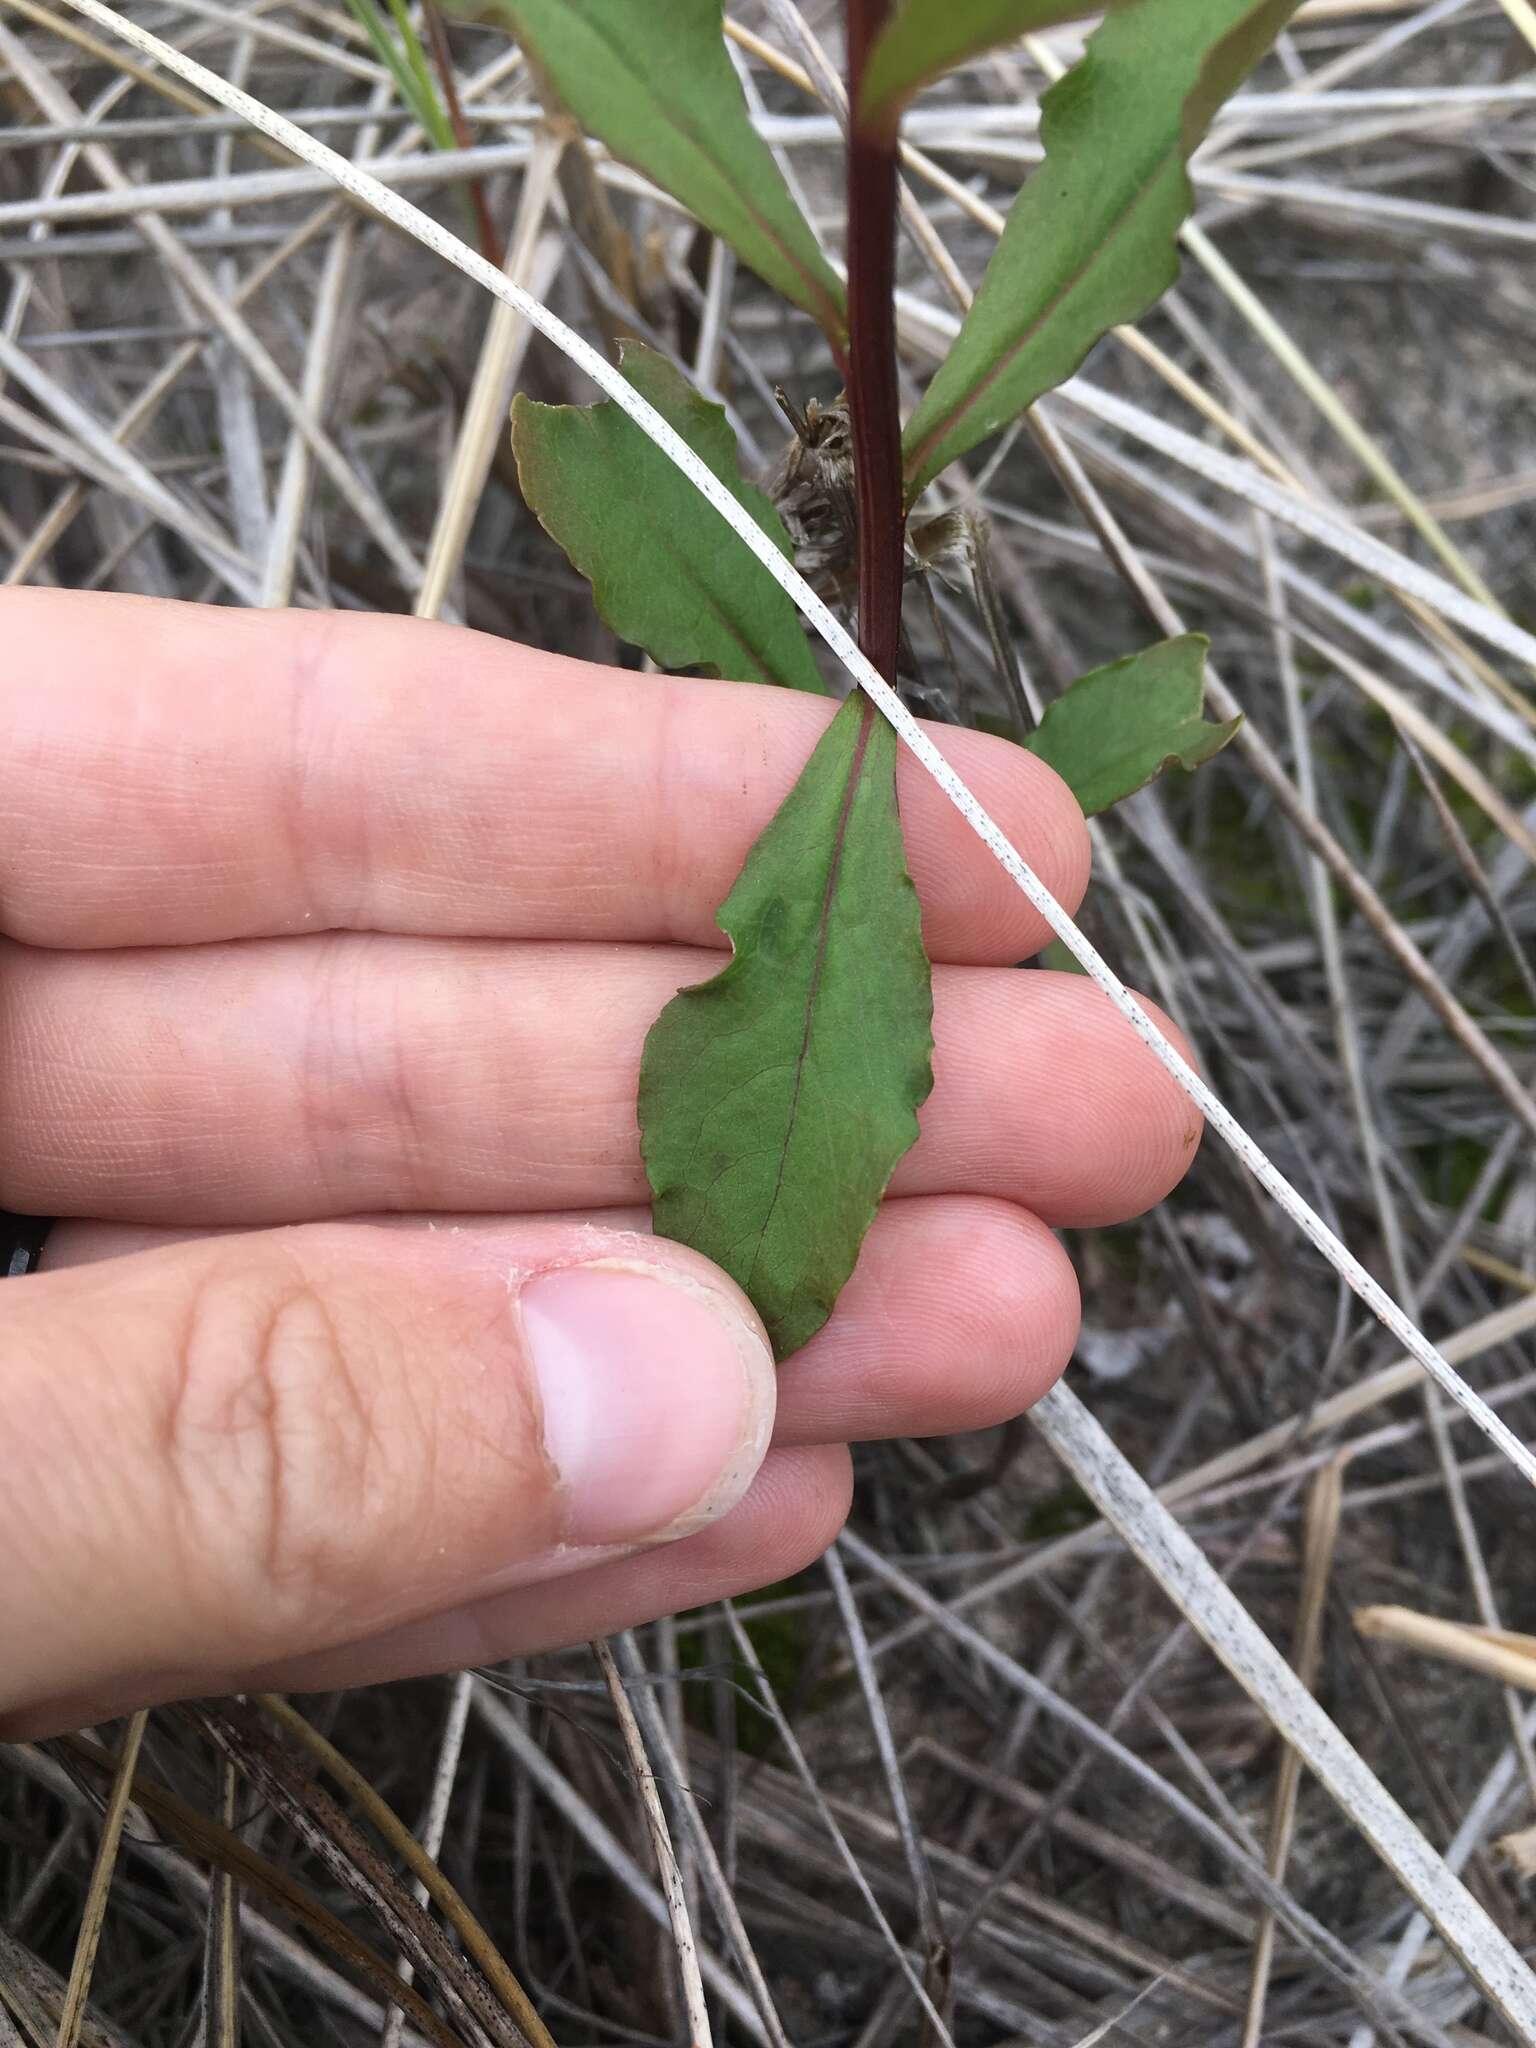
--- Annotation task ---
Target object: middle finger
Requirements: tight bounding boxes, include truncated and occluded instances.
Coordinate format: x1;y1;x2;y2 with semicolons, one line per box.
0;934;1199;1225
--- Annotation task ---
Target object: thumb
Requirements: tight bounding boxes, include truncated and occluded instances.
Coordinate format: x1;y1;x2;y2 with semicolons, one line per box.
2;1221;775;1734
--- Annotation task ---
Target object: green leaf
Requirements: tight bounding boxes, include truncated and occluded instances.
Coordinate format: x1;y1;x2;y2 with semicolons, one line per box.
859;0;1111;131
477;0;847;345
1040;938;1088;975
1024;634;1239;815
640;696;934;1360
901;0;1300;495
512;343;826;692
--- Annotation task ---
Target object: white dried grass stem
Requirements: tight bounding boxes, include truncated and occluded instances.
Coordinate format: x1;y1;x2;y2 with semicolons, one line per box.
1240;1453;1347;2047
1026;1384;1536;2038
471;1684;768;2042
261;215;360;608
208;29;270;563
379;1669;474;2048
609;1632;794;2048
1347;1699;1536;2048
262;74;392;609
415;132;565;623
1050;387;1536;671
0;138;535;227
593;1638;712;2048
0;13;424;592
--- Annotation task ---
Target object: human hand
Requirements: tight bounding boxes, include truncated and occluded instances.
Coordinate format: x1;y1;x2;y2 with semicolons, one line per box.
0;591;1199;1737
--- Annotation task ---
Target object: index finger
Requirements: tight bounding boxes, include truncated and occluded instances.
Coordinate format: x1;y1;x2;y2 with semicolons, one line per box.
0;590;1089;962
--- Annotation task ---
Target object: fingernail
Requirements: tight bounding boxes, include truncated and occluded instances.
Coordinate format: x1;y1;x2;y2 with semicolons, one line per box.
520;1263;776;1546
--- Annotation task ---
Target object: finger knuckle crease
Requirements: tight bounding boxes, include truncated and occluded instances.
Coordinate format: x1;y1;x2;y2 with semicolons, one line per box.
168;1262;384;1634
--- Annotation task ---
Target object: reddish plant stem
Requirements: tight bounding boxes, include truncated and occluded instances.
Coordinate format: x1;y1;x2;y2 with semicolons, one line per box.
422;0;505;268
844;0;904;691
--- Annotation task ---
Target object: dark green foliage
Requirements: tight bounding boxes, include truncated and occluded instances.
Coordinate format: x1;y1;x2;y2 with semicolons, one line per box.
1025;635;1240;816
640;696;933;1360
512;344;826;692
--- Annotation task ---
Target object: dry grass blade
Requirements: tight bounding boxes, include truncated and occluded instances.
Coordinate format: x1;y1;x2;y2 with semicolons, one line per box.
201;1753;241;2048
0;10;425;594
1180;219;1506;612
1241;1453;1349;2047
1018;399;1536;1151
1393;729;1536;1023
469;1682;771;2042
823;1541;950;2034
0;1924;131;2048
1054;378;1536;672
0;140;534;227
3;197;342;585
839;1527;1470;2046
53;1711;146;2048
1165;1294;1536;1507
51;1732;456;2042
607;1633;794;2048
0;374;257;599
1354;1609;1536;1694
414;127;564;622
590;1639;712;2048
192;1702;528;2048
1327;657;1536;868
719;1601;959;2048
1347;1699;1536;2048
0;0;237;130
1489;0;1536;57
379;1672;474;2048
1021;1388;1536;2034
907;1738;1257;1941
251;1695;553;2048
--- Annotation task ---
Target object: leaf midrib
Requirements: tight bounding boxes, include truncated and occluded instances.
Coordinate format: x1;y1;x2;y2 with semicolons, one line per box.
743;702;877;1305
544;6;845;340
903;139;1180;489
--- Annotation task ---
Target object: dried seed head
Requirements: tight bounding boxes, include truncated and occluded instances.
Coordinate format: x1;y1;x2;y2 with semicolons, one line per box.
768;390;858;583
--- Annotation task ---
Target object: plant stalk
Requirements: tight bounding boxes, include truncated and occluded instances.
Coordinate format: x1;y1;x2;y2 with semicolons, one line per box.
844;0;904;689
421;0;504;266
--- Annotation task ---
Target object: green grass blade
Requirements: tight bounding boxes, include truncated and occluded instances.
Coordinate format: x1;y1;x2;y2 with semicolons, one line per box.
383;0;456;150
343;0;450;144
